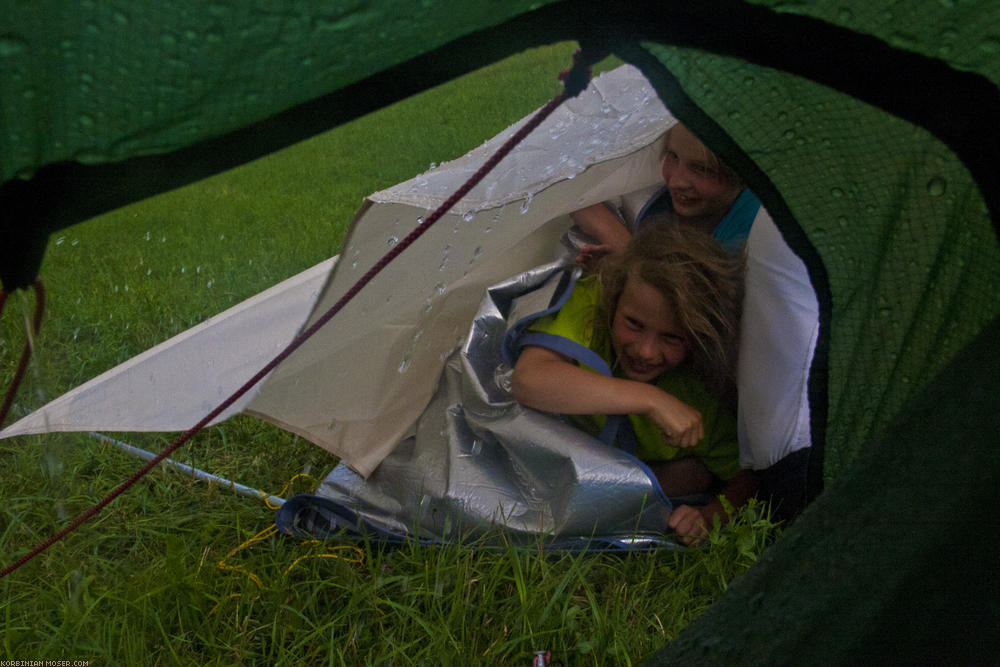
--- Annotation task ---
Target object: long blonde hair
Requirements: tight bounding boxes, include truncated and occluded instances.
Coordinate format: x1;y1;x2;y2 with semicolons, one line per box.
597;221;745;403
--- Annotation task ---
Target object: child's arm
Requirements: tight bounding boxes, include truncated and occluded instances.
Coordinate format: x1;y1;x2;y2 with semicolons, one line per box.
570;204;633;267
512;345;704;448
668;469;759;545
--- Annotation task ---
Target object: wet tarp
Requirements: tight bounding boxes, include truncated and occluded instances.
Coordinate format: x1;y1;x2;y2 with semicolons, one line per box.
284;263;675;551
2;1;999;662
1;65;672;478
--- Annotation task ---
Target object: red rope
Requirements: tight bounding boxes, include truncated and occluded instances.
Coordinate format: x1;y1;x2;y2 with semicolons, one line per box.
0;51;595;580
0;279;45;428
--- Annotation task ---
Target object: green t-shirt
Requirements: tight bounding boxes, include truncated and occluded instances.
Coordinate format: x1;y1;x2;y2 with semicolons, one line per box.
526;276;740;480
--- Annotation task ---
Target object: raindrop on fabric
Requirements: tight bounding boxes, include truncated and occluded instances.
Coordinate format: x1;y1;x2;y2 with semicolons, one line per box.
520;193;533;214
926;177;947;196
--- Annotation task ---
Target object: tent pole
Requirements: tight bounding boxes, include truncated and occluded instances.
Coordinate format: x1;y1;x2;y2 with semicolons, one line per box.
89;432;286;507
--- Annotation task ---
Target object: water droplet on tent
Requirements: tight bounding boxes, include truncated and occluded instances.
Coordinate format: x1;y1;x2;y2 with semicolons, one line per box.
351;261;358;269
427;162;438;171
980;36;1000;53
55;236;65;246
830;187;845;198
470;439;483;456
387;236;398;246
144;231;151;241
146;269;152;276
520;193;533;214
926;177;947;196
113;10;129;25
79;115;95;128
207;280;213;288
838;8;853;21
71;239;79;246
783;130;796;141
462;210;475;222
0;36;27;57
161;236;167;242
398;356;410;374
889;32;916;48
181;266;186;273
435;282;446;295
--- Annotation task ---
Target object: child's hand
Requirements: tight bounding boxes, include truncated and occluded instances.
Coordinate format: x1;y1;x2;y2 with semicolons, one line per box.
645;391;704;448
668;505;710;545
575;243;614;270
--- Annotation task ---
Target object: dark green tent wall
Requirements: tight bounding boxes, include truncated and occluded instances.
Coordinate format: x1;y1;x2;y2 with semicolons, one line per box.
2;1;998;662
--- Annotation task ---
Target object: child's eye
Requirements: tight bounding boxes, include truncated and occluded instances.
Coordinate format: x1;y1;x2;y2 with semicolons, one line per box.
663;150;678;163
625;317;643;331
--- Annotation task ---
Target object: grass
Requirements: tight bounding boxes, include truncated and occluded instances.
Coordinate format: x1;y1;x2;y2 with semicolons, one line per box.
0;42;780;664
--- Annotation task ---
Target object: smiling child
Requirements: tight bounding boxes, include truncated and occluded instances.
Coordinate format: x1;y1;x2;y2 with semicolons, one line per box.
511;223;756;544
572;122;760;268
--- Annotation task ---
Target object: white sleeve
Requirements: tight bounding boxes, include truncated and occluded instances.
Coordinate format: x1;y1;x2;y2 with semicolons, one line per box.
737;209;820;470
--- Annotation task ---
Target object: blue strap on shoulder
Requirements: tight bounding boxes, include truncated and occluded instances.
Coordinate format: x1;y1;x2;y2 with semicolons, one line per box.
502;269;632;450
501;266;580;367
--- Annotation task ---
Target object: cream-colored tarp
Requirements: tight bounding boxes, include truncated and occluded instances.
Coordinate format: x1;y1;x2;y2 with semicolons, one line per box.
1;65;674;477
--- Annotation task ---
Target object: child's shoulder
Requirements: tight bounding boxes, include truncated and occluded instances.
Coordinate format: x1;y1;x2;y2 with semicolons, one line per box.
528;274;604;346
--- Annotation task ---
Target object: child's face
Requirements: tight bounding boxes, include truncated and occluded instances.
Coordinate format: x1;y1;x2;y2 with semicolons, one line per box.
611;275;689;382
661;124;743;226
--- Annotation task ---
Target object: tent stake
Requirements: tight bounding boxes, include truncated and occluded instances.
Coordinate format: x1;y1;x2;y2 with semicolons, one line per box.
89;432;285;507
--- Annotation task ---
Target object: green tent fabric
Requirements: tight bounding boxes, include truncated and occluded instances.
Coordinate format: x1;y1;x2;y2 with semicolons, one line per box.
2;0;998;661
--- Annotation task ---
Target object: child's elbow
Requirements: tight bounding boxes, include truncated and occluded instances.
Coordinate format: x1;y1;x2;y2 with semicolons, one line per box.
510;360;538;407
510;367;530;405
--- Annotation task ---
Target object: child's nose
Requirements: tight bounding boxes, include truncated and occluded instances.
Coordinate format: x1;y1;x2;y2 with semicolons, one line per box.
637;334;659;360
668;168;691;190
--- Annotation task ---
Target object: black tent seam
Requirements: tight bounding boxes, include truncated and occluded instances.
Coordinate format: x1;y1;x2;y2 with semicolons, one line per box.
4;0;997;288
613;40;831;499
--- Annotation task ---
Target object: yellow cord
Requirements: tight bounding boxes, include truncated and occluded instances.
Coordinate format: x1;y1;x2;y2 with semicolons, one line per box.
214;473;364;596
259;472;316;510
216;523;279;588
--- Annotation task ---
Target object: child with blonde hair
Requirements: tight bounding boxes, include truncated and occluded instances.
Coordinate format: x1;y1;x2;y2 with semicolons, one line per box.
512;222;756;544
573;122;760;268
